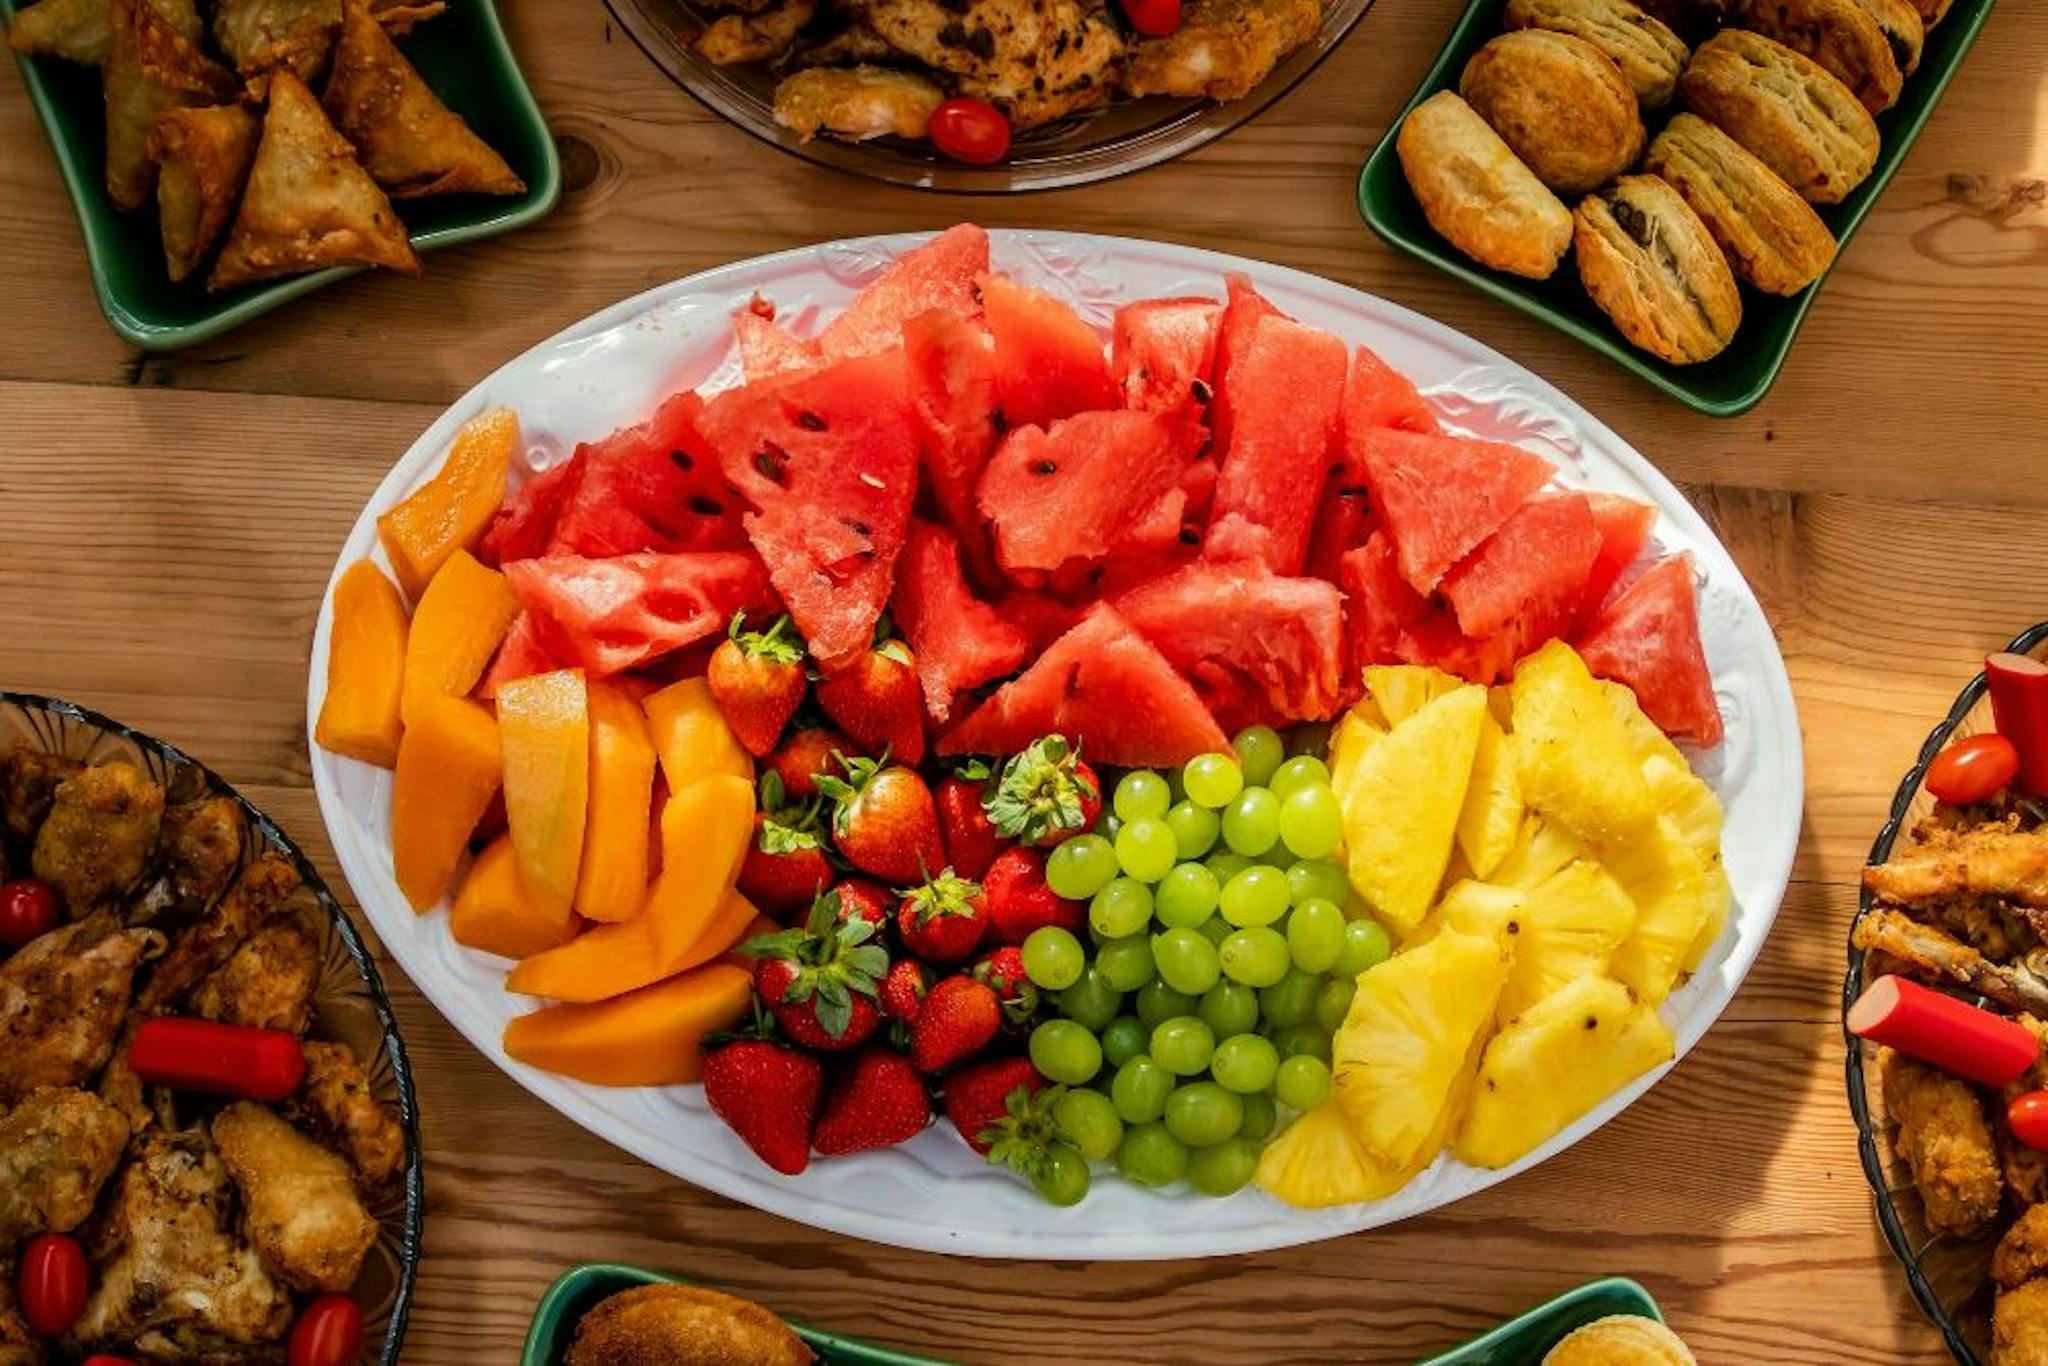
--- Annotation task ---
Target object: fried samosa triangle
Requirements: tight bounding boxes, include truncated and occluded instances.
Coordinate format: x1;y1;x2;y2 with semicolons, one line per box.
209;0;443;82
209;68;422;290
148;103;261;281
103;0;234;211
8;0;112;65
320;0;522;198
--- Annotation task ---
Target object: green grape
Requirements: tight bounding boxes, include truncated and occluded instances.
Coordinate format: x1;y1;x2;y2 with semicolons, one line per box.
1113;769;1172;822
1111;1057;1173;1124
1087;920;1115;948
1258;846;1296;870
1164;800;1222;860
1237;1090;1278;1142
1198;980;1260;1038
1182;752;1244;808
1194;915;1234;947
1101;1014;1150;1068
1220;865;1291;928
1095;935;1156;992
1098;811;1123;840
1334;917;1394;976
1155;863;1221;928
1204;850;1255;886
1045;833;1120;900
1164;766;1187;805
1136;979;1199;1029
1209;1033;1280;1094
1287;858;1352;908
1164;1081;1243;1147
1274;1054;1333;1110
1022;926;1086;990
1115;818;1179;883
1288;723;1332;757
1152;928;1221;995
1149;1015;1216;1076
1054;1087;1125;1162
1219;926;1290;987
1030;1019;1104;1085
1089;877;1154;938
1115;1121;1189;1187
1286;898;1347;973
1259;968;1321;1027
1232;726;1286;787
1278;784;1344;859
1272;1023;1333;1064
1268;754;1331;798
1220;787;1282;856
1031;1143;1091;1206
1056;966;1124;1032
1315;976;1358;1034
1186;1137;1260;1197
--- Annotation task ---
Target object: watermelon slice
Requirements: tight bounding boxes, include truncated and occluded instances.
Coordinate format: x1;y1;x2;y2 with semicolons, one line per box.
817;223;989;363
1301;343;1440;580
1440;493;1601;642
543;392;751;560
1112;296;1221;421
977;409;1204;575
939;604;1229;767
1360;428;1554;594
981;272;1117;429
477;455;583;567
1575;554;1722;747
1338;533;1519;687
697;351;922;669
477;611;572;699
904;309;1003;591
1116;559;1346;727
1342;344;1438;435
734;308;821;381
995;589;1085;656
1577;493;1659;623
889;520;1030;726
1206;274;1283;458
504;551;772;678
1202;312;1349;575
1396;610;1521;686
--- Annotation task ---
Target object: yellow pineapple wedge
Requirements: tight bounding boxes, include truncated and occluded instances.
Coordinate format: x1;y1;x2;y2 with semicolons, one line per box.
1606;816;1726;1005
1491;814;1590;890
1333;924;1510;1168
1511;641;1657;849
1497;860;1638;1024
1342;685;1487;937
1327;708;1386;799
1455;975;1675;1169
1364;664;1462;726
1644;753;1723;856
1455;711;1524;880
1600;678;1686;771
1403;878;1525;950
1255;1100;1424;1208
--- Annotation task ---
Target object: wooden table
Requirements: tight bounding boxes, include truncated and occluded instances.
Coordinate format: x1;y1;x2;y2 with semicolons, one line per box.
3;1;2043;1360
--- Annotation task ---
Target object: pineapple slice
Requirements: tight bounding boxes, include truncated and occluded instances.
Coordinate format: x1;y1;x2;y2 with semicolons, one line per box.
1642;752;1730;975
1487;684;1514;731
1404;878;1525;950
1490;814;1590;890
1454;975;1675;1169
1601;678;1686;772
1328;708;1386;800
1333;924;1510;1168
1497;860;1638;1023
1455;712;1524;880
1510;641;1657;849
1254;1100;1423;1208
1682;859;1734;973
1606;816;1726;1005
1342;685;1487;937
1364;664;1462;726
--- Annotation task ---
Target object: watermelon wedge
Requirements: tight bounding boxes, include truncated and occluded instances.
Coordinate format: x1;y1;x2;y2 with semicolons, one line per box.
977;410;1204;575
504;551;773;677
1575;554;1722;747
1112;296;1221;421
477;454;583;567
890;520;1030;726
996;589;1085;656
1116;559;1345;727
904;309;1003;591
555;392;751;560
818;223;989;362
1360;428;1554;594
1338;534;1428;684
981;272;1117;428
1342;344;1438;435
1206;274;1284;459
477;611;572;699
939;604;1229;767
1577;492;1659;623
1440;493;1601;642
734;308;821;381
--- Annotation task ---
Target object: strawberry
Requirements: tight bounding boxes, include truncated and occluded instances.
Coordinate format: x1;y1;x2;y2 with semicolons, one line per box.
812;1046;931;1155
702;1038;824;1175
983;847;1084;945
708;612;808;757
736;774;832;919
986;735;1102;848
766;725;855;803
817;636;926;767
895;870;990;964
817;754;943;885
935;763;1003;879
834;878;893;929
909;975;1002;1073
972;945;1040;1026
941;1056;1046;1155
879;959;930;1024
744;891;889;1052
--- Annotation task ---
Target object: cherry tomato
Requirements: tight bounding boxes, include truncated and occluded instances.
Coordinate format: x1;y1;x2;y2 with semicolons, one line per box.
1119;0;1182;36
1926;732;2021;806
18;1232;87;1336
928;98;1012;166
83;1357;143;1366
0;878;59;948
290;1294;364;1366
2011;1091;2048;1154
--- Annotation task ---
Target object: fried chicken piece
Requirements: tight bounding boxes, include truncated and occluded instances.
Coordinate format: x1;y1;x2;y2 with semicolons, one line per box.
95;1017;177;1137
131;796;247;926
29;761;165;917
0;1269;39;1366
1867;826;2048;912
565;1283;814;1366
1123;0;1322;101
1854;908;2048;1018
1882;1045;2003;1236
772;64;943;141
1997;1205;2048;1289
861;0;1124;129
285;1040;405;1191
0;746;82;857
191;919;321;1034
2002;1017;2048;1209
136;852;300;1015
695;0;816;64
0;914;165;1105
0;1086;130;1245
211;1101;377;1294
1998;1279;2048;1366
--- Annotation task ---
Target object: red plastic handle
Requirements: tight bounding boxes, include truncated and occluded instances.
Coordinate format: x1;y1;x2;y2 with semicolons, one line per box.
128;1016;307;1101
1987;653;2048;798
1848;974;2039;1087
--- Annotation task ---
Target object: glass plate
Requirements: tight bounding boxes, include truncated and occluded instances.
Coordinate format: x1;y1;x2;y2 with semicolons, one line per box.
603;0;1374;191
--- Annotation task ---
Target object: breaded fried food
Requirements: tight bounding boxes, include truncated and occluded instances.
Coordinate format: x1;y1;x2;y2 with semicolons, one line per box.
696;0;816;65
1882;1046;2003;1236
0;914;165;1105
7;0;113;65
96;1016;176;1135
133;794;247;925
192;918;322;1033
0;1269;39;1366
771;64;942;142
1542;1313;1697;1364
139;851;301;1014
286;1040;406;1190
0;746;81;861
1995;1205;2048;1290
1998;1279;2048;1366
566;1283;814;1366
2001;1016;2048;1209
862;0;1122;129
148;103;262;282
213;1101;378;1293
210;0;442;81
1124;0;1323;102
0;1086;130;1244
1866;825;2048;912
1853;908;2048;1019
30;760;164;916
102;0;235;211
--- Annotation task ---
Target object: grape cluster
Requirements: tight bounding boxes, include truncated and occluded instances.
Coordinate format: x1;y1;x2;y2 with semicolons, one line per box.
1015;726;1394;1200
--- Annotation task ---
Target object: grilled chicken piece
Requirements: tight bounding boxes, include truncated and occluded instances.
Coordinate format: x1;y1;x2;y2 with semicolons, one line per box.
29;762;165;917
285;1041;406;1192
0;914;164;1105
1881;1045;2002;1237
131;796;247;926
1866;825;2048;912
860;0;1123;129
0;1086;130;1244
1124;0;1321;100
1854;908;2048;1018
0;1269;39;1366
785;17;907;68
213;1101;377;1293
0;746;82;857
773;64;944;140
696;0;817;64
136;853;300;1016
191;919;321;1035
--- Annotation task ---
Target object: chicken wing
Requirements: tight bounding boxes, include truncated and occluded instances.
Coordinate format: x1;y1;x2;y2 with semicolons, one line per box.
1998;1279;2048;1366
0;746;81;857
212;1101;377;1293
696;0;816;65
131;796;247;927
1997;1205;2048;1290
0;1086;130;1245
1867;826;2048;913
860;0;1124;129
772;64;943;141
136;852;300;1015
191;919;320;1035
1124;0;1322;101
1853;908;2048;1018
0;914;165;1105
285;1041;405;1191
95;1017;176;1137
1881;1045;2003;1236
785;17;906;68
2002;1017;2048;1209
29;761;164;917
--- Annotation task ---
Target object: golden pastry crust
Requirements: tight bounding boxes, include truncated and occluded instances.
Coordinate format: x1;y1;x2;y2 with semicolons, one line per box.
1501;0;1690;107
1842;0;1924;74
1572;173;1741;365
1459;30;1646;194
1643;112;1835;294
1906;0;1949;30
566;1283;814;1366
1395;90;1573;280
1737;0;1902;112
1679;29;1879;204
1543;1313;1698;1365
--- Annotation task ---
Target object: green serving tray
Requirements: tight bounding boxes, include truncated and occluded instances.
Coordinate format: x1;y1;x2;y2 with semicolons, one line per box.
1418;1276;1668;1364
1357;0;1996;416
0;0;560;349
521;1263;955;1366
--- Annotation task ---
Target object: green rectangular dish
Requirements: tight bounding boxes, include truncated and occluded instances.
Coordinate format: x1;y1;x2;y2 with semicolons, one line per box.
0;0;560;350
1357;0;1996;416
1417;1276;1668;1364
521;1263;955;1366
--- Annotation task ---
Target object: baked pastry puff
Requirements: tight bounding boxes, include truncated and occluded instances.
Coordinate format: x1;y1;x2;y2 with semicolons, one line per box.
1502;0;1691;107
1737;0;1903;112
1644;113;1836;294
1396;90;1574;280
1679;29;1879;203
1574;174;1742;364
1459;30;1647;194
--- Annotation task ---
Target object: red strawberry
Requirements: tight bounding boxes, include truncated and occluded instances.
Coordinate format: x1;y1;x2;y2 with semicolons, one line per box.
983;847;1083;945
817;637;926;767
812;1047;932;1155
942;1056;1046;1155
879;959;930;1024
817;754;943;885
702;1038;824;1175
896;870;990;964
766;726;855;803
736;774;832;919
972;945;1040;1026
986;736;1102;848
909;975;1002;1073
744;892;889;1051
936;765;1003;880
834;878;893;929
708;612;808;757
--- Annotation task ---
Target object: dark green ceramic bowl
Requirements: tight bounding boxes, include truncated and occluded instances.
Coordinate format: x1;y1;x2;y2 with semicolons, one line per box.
1418;1277;1669;1364
1357;0;1996;416
0;0;559;349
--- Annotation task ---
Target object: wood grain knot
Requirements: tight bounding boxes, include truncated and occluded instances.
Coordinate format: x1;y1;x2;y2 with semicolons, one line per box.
557;134;604;194
1942;174;2046;225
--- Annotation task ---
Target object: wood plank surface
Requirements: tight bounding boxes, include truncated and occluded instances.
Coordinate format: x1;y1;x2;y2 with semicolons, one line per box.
2;0;2045;1358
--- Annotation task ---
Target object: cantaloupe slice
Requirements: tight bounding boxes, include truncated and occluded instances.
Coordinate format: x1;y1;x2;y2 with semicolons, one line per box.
393;696;501;912
316;558;409;768
450;833;580;959
643;677;751;794
503;961;753;1087
399;550;519;726
497;670;590;920
574;681;657;923
378;407;517;599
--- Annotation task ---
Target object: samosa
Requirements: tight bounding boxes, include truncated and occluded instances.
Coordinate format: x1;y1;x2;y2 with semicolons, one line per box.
148;103;261;281
8;0;114;65
210;0;443;83
103;0;233;211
